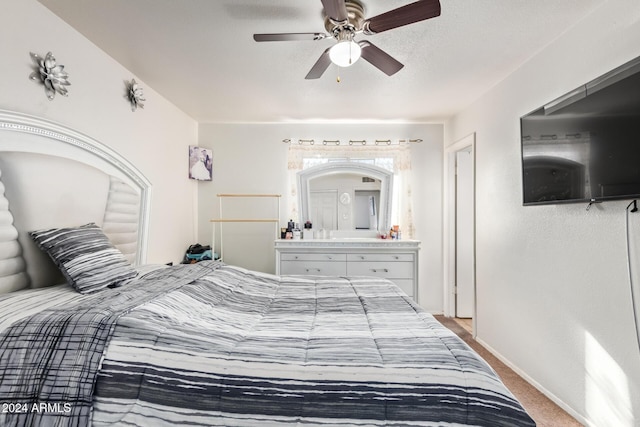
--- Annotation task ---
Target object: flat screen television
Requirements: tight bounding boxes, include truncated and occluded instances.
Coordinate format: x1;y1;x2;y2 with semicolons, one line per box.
521;55;640;206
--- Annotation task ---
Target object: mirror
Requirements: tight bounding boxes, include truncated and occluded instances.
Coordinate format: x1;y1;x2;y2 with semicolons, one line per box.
297;162;393;234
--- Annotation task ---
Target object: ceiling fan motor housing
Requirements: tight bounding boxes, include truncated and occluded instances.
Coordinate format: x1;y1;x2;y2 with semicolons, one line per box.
323;0;365;35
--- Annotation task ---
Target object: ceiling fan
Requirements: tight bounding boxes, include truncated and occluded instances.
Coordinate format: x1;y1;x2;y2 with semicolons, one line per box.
253;0;441;79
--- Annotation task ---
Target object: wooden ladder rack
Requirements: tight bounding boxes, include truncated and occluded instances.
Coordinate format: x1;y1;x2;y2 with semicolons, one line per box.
210;193;281;261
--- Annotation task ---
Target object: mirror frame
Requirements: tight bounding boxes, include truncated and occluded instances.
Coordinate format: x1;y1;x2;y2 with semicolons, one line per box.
297;162;394;232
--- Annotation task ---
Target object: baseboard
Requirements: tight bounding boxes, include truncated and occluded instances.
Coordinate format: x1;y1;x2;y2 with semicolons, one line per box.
475;337;590;426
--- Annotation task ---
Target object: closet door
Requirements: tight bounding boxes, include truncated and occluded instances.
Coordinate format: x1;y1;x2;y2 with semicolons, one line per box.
310;190;338;230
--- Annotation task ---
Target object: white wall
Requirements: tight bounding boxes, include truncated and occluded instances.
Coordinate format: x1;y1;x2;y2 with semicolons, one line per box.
448;0;640;424
0;0;199;264
197;122;444;311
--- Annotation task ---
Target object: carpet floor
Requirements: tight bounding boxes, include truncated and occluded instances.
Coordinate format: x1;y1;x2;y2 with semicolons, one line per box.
434;315;583;427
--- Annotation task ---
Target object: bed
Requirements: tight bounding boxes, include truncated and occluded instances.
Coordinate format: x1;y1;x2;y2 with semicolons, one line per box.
0;110;536;426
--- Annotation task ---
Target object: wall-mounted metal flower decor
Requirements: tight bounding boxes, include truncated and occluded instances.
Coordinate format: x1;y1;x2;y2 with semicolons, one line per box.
127;79;146;112
29;52;70;100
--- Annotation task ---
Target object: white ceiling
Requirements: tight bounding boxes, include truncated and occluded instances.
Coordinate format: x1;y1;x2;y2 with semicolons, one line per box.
38;0;604;123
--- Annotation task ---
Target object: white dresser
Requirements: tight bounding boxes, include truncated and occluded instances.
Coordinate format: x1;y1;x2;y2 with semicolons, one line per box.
275;239;420;301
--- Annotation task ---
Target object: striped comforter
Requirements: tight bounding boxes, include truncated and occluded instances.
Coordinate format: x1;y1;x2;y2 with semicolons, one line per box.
0;261;535;426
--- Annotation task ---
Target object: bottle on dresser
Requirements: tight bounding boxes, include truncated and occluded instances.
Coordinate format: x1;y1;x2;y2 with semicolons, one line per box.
303;220;313;240
292;223;301;240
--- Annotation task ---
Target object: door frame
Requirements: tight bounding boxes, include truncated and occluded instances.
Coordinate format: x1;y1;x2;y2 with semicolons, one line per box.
443;133;476;335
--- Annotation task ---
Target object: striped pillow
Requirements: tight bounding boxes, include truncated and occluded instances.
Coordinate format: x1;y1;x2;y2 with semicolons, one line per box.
29;223;137;294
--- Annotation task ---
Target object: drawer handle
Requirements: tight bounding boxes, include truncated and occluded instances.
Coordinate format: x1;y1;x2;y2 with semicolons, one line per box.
394;256;399;259
327;256;333;260
360;255;365;260
306;268;321;273
372;268;389;273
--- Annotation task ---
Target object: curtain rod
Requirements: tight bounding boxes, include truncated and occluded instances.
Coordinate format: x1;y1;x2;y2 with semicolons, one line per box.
282;138;422;146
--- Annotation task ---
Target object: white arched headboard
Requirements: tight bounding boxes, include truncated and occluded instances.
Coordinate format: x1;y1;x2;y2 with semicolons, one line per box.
0;110;151;291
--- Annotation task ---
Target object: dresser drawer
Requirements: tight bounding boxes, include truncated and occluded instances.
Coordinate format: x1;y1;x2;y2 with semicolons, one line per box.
347;253;414;262
280;261;347;276
281;253;346;262
390;279;414;297
347;261;413;279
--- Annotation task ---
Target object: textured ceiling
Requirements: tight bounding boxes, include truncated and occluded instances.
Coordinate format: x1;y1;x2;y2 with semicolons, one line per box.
38;0;605;123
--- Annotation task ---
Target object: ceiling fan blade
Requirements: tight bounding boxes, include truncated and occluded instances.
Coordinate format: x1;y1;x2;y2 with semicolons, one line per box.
305;48;332;79
359;41;404;76
254;33;328;42
363;0;441;35
321;0;349;23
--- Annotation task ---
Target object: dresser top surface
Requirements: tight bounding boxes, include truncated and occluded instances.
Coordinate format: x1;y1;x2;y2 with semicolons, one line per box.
275;238;420;250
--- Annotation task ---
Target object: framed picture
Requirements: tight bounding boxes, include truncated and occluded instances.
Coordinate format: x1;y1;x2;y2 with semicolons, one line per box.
188;145;213;181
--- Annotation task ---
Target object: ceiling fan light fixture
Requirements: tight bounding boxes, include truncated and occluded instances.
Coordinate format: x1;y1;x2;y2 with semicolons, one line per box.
329;40;361;67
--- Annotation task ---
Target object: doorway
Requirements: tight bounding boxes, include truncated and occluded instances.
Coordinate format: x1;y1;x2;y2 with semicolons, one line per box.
444;133;476;335
354;190;380;229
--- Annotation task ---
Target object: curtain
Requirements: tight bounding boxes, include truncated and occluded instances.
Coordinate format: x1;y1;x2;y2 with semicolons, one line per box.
287;143;414;238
